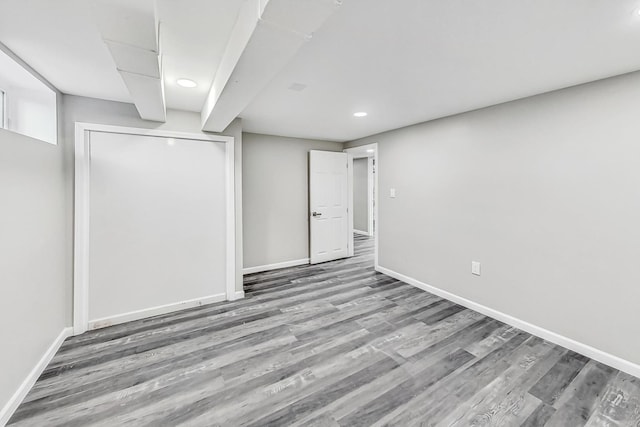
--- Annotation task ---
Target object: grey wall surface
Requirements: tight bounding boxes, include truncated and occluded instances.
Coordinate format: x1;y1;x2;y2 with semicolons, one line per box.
62;95;244;296
346;70;640;366
242;133;343;269
353;158;369;233
0;45;67;415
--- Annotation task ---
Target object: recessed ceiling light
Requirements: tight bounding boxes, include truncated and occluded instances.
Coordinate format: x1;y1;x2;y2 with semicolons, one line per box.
353;112;368;117
177;78;197;88
288;82;307;91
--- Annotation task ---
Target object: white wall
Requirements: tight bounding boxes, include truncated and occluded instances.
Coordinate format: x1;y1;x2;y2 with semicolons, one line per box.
62;95;244;298
88;132;228;322
346;70;640;367
353;157;369;233
0;59;67;418
242;132;343;269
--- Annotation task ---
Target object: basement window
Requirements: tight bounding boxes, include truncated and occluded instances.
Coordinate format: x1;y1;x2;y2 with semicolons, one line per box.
0;48;57;144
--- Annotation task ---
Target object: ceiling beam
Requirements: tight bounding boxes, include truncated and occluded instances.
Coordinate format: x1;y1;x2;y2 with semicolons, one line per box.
201;0;344;133
94;0;166;122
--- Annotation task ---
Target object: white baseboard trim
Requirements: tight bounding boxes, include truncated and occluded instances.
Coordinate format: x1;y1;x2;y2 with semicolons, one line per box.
243;258;310;275
0;327;73;426
230;290;245;301
88;293;227;330
353;229;370;236
377;265;640;379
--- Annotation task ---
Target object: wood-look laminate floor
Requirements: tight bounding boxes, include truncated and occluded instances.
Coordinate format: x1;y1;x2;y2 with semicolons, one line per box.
9;235;640;426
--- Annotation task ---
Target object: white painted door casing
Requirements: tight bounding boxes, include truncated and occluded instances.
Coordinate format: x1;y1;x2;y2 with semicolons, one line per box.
73;123;235;335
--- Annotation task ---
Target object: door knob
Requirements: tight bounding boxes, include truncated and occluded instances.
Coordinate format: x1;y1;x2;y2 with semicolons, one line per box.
312;212;322;217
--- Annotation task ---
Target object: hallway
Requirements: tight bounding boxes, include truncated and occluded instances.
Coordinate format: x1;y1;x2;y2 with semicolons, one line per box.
9;235;640;426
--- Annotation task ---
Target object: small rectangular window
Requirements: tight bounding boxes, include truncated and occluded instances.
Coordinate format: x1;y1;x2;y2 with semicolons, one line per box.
0;48;57;144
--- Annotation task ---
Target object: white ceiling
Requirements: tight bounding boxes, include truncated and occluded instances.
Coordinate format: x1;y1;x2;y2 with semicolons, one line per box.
0;0;129;103
240;0;640;141
0;48;55;92
2;0;640;141
0;0;243;112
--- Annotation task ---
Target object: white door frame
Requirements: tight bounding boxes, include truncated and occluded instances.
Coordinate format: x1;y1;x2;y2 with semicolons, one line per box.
344;143;379;268
73;122;235;335
0;86;7;129
347;153;354;257
350;156;375;237
367;156;375;236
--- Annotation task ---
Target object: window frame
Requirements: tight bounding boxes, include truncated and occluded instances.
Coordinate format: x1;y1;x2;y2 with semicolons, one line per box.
0;87;6;129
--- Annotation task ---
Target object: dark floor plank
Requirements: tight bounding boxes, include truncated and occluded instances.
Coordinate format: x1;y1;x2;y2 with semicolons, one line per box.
521;402;557;427
545;361;618;426
377;332;531;425
245;356;400;427
529;350;590;406
337;349;475;426
439;338;563;426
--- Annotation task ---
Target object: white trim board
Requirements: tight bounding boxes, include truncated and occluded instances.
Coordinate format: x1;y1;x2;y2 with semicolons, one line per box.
377;265;640;379
224;132;237;302
88;293;228;330
243;258;310;275
353;229;370;236
347;154;354;257
366;156;374;237
73;122;237;335
0;327;73;426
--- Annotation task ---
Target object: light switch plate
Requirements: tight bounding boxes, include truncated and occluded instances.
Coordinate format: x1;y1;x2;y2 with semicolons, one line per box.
390;188;396;198
471;261;481;276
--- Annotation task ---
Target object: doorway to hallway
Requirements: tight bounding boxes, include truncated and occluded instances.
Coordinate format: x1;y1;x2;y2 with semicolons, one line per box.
344;143;378;268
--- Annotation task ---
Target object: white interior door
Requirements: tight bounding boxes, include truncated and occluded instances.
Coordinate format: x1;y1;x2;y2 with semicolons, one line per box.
309;150;352;264
87;130;227;325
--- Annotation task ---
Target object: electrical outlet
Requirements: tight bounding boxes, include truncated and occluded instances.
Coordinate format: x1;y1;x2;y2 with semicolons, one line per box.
471;261;481;276
390;188;396;198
